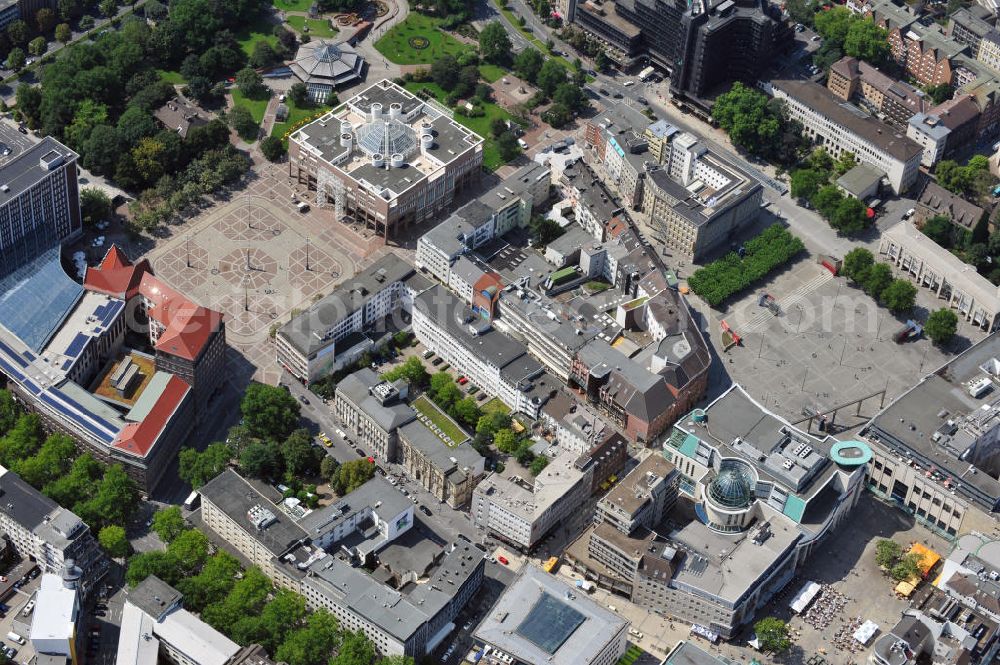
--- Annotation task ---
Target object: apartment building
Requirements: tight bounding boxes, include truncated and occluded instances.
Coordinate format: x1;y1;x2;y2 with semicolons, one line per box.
198;470;308;588
907;113;952;167
411;285;551;419
950;6;996;54
916;181;985;232
827;56;928;127
472;449;592;550
642;132;762;261
0;138;81;279
879;221;1000;330
288;80;483;239
397;421;484;508
771;79;923;193
333;368;415;462
473;566;628;665
415;163;550;286
275;254;427;383
0;466;105;598
30;568;81;665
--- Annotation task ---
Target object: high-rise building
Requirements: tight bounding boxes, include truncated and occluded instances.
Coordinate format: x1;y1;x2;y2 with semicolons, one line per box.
0;138;81;279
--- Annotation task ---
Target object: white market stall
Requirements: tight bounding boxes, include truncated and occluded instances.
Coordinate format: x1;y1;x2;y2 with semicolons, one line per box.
789;581;822;614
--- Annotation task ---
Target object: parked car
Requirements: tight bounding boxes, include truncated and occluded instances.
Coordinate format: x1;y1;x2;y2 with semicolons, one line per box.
419;505;431;516
497;556;509;565
457;376;468;385
298;395;309;405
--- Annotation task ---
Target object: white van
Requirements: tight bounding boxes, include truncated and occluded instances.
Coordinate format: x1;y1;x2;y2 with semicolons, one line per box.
517;138;528;150
6;632;23;645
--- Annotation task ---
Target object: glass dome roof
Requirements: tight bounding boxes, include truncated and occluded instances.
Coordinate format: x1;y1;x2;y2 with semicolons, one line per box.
355;118;417;160
707;460;755;509
314;44;343;62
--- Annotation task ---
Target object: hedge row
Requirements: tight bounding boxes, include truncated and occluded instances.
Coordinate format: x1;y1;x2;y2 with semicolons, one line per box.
687;225;805;306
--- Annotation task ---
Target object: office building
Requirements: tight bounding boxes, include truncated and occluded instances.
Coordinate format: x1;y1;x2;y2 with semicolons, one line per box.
198;469;308;588
299;539;484;659
878;221;1000;330
0;466;104;597
30;566;81;665
472;449;592;550
0;138;81;279
642;132;762;261
116;576;249;665
771;79;923;193
275;254;428;384
585;103;657;209
636;384;866;639
333;368;415;462
473;565;628;665
412;285;552;419
595;454;679;534
572;0;644;67
397;421;484;508
288;79;483;239
415;163;550;286
862;334;1000;533
950;6;996;55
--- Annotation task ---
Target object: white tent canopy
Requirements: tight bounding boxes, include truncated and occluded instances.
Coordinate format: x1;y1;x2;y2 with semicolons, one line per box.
789;581;822;614
853;620;879;645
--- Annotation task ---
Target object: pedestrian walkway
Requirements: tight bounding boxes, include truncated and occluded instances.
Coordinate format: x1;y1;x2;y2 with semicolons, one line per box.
739;270;833;333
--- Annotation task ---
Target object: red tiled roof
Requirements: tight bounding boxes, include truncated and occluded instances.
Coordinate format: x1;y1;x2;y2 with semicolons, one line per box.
112;375;189;459
83;245;150;299
139;273;223;362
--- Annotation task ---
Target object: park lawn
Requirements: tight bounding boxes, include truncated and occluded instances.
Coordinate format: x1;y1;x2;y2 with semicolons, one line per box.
271;101;332;144
286;15;339;38
272;0;313;10
482;398;510;416
157;69;186;85
374;13;474;65
231;88;269;126
403;81;521;171
235;15;280;56
412;396;468;447
479;63;506;83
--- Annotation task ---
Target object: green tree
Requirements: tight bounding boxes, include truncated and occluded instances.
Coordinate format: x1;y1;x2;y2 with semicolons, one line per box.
924;83;952;105
331;459;375;495
496;131;520;162
452;397;481;429
891;552;922;581
754;617;791;652
54;23;71;43
712;82;781;157
282;428;321;477
152;506;186;543
36;7;55;33
842;247;874;284
77;465;140;529
80;187;112;226
811;184;843;219
595;49;610;72
98;525;130;559
843;19;889;64
0;413;44;465
863;263;893;299
529;455;549;475
240;441;284;479
117;106;159;147
66;100;110;149
430;54;460;91
249;41;280;69
15;84;40;128
289;82;309;107
814;6;852;47
536;59;567;96
0;390;17;435
178;443;232;488
790;168;827;201
785;0;818;24
875;538;902;568
176;551;240;612
82;125;122;175
921;214;954;247
835;151;857;176
257;589;308;653
125;551;177;587
260;136;286;162
242;383;301;442
202;567;273;635
6;21;27;48
235;67;266;99
493;428;518;453
330;631;375;665
229;105;258;141
6;47;25;70
12;433;74;488
27;36;46;57
275;610;341;665
830;196;868;234
478;21;512;65
99;0;117;17
167;528;209;574
514;47;544;82
881;279;917;313
320;456;339;484
925;308;958;345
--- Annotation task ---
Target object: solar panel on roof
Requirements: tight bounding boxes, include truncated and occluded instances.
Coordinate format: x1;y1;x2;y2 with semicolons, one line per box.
64;332;89;358
0;341;27;368
61;360;72;371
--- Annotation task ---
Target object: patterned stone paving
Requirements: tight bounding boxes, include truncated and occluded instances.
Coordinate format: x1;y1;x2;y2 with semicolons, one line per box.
217;294;279;338
217;248;278;289
213;203;287;242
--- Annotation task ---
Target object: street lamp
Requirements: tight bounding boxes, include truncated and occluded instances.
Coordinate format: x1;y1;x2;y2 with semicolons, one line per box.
185;233;192;268
305;237;311;272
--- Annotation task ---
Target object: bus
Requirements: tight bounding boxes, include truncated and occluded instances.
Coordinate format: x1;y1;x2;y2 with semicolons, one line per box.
543;557;559;573
637;65;656;81
183;491;200;511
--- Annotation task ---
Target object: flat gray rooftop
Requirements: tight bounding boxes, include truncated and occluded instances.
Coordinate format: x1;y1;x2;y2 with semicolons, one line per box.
0;137;76;207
